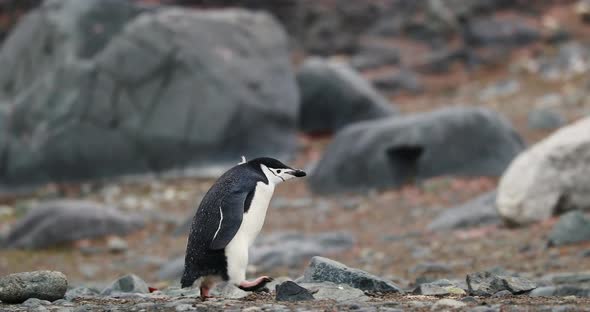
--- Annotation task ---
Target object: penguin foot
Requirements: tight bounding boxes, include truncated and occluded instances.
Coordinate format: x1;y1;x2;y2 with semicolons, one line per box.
200;286;213;301
238;276;273;292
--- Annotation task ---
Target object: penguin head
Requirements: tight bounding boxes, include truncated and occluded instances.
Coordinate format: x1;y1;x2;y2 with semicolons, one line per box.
246;157;306;184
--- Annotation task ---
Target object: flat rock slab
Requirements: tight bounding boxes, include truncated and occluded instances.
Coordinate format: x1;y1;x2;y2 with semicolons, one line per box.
299;282;368;303
301;256;403;293
275;281;314;302
0;271;68;304
466;271;536;296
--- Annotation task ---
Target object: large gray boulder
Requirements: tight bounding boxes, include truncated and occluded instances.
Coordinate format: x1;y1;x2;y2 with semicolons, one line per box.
297;57;396;134
497;117;590;225
0;271;67;303
309;107;524;194
0;1;298;189
1;200;144;249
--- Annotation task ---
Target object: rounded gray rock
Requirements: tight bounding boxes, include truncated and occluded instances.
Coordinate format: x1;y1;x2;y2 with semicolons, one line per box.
0;271;68;303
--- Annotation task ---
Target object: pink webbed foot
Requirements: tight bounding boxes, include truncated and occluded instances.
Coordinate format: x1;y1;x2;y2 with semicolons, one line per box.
200;286;213;301
238;276;273;292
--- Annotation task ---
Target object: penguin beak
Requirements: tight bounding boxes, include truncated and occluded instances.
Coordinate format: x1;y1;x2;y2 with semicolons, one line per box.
289;169;306;177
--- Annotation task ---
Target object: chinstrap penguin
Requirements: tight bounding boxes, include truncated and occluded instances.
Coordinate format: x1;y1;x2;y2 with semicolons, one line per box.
181;157;306;300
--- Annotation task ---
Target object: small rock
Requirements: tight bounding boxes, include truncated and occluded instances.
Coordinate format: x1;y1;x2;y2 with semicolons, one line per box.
275;281;314;302
461;296;478;303
528;107;566;130
412;283;449;296
493;290;512;297
432;298;466;309
64;287;100;301
210;282;248;299
0;271;68;303
175;303;195;312
299;282;368;303
548;211;590;246
101;274;149;296
466;271;536;296
78;265;100;279
158;286;199;297
479;79;520;101
530;285;590;297
107;237;128;253
542;271;590;285
22;298;51;307
428;191;500;231
301;256;403;293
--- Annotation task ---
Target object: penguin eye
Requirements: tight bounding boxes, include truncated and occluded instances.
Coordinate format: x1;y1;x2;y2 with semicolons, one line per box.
276;170;281;174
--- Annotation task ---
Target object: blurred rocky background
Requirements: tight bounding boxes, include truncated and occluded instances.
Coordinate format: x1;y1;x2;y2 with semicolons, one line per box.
0;0;590;311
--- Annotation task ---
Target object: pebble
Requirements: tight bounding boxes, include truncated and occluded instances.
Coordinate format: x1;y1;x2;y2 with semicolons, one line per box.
461;296;478;303
493;290;512;297
432;298;466;309
107;237;129;253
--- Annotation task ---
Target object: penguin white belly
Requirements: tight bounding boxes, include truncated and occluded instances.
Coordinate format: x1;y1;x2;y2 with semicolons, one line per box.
225;182;275;283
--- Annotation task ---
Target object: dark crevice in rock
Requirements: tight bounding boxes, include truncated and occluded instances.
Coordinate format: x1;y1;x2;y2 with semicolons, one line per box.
386;144;423;185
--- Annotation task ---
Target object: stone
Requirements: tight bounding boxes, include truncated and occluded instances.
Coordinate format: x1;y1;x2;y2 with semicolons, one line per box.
0;2;299;189
428;191;500;231
299;282;368;303
370;69;423;95
530;285;590;297
157;286;199;298
492;290;512;297
1;200;144;249
107;237;128;253
309;107;524;194
301;256;403;293
101;274;149;296
479;80;521;101
209;282;248;299
275;281;314;302
528;108;566;130
412;283;449;296
497;117;590;225
432;298;466;309
542;271;590;285
64;287;100;301
297;57;396;134
465;15;539;47
548;211;590;246
350;42;400;71
22;298;51;307
0;271;68;303
466;271;536;296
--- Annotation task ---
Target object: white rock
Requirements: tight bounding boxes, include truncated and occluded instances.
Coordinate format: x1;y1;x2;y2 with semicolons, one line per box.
497;117;590;224
432;298;466;309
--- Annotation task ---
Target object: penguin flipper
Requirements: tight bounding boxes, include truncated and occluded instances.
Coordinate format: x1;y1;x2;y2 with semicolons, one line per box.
209;189;249;250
